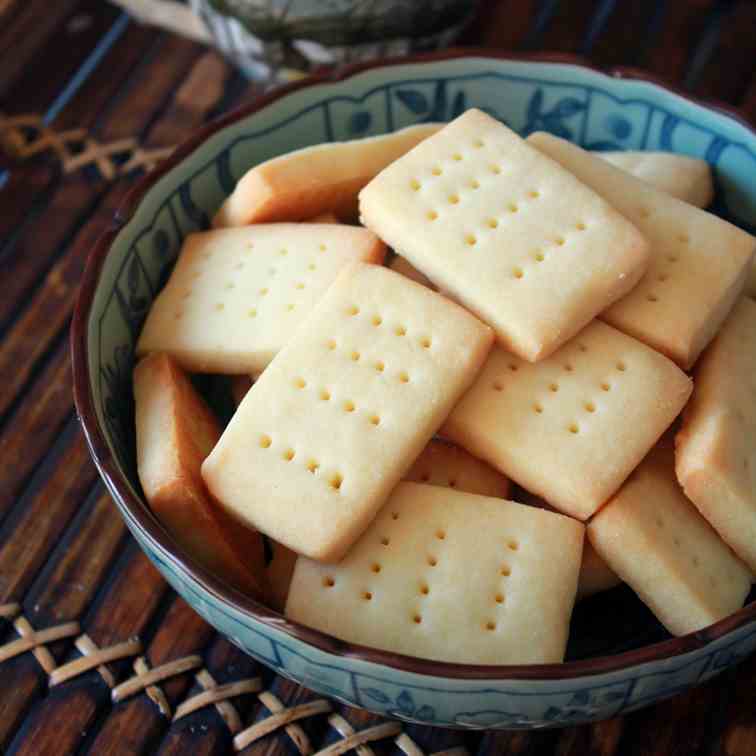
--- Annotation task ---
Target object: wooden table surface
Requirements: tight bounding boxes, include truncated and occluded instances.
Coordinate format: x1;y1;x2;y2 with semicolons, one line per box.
1;1;755;754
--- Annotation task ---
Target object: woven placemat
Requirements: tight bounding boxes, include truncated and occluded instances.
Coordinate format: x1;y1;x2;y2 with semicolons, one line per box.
2;1;756;753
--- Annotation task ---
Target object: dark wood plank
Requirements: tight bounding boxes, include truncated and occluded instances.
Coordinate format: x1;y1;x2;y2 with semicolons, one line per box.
460;0;540;50
24;489;127;626
688;0;756;104
1;0;120;117
52;22;161;132
477;729;558;755
0;0;85;98
618;674;732;756
739;71;756;125
10;685;107;756
0;656;45;752
586;1;661;67
0;177;105;336
710;655;756;755
642;0;717;85
554;717;623;756
0;428;97;603
0;164;56;249
93;33;204;144
529;0;603;53
84;543;168;648
0;339;75;521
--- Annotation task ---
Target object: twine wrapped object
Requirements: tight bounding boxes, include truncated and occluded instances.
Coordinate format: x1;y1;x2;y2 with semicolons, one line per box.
110;0;479;83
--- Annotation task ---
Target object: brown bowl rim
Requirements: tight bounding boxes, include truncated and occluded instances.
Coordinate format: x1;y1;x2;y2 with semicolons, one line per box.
72;48;756;682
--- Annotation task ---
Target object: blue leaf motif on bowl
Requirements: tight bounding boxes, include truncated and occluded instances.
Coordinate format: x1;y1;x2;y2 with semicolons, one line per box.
101;343;135;468
523;88;585;139
152;229;172;261
361;688;436;722
348;110;372;135
396;88;429;115
605;114;632;140
543;687;626;723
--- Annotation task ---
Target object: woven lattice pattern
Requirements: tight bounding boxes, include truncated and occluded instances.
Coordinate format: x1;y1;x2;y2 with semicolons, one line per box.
0;112;173;180
0;603;466;755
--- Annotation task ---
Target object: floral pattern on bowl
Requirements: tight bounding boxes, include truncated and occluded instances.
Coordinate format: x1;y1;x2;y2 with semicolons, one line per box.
73;52;756;729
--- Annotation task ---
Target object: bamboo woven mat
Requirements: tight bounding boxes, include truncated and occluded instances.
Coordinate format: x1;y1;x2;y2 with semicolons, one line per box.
1;1;756;754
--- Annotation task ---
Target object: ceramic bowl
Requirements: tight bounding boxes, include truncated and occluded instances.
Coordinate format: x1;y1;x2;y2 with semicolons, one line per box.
72;51;756;729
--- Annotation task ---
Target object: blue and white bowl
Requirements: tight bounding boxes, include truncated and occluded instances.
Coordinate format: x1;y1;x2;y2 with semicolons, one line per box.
72;52;756;729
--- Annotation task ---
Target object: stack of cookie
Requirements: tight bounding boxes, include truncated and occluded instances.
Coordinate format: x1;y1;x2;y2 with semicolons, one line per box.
133;110;756;665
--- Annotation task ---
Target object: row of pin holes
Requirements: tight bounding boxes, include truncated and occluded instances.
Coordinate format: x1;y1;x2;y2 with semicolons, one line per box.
508;223;588;278
179;243;320;317
646;234;684;302
492;353;627;434
293;378;381;425
346;306;432;350
323;530;517;626
258;434;343;491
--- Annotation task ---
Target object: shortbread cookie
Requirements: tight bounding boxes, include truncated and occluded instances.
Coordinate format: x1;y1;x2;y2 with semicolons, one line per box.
443;320;692;520
389;255;435;290
405;439;510;498
588;439;751;636
266;540;298;612
596;151;713;208
133;354;265;597
202;263;493;562
286;482;584;664
676;297;756;573
530;133;755;369
517;490;620;600
214;124;442;227
359;109;649;361
137;224;385;374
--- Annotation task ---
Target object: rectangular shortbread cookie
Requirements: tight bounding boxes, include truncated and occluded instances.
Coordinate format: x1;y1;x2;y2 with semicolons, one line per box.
133;354;266;597
404;439;510;499
596;151;713;208
530;133;756;369
286;482;584;664
359;109;649;361
517;491;620;600
214;124;441;227
676;297;756;573
443;320;692;520
137;224;385;374
202;263;494;562
588;439;751;636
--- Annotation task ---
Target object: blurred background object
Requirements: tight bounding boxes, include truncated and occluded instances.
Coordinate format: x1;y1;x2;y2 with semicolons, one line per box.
111;0;481;83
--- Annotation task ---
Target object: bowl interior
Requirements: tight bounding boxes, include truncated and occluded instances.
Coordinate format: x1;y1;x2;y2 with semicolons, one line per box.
84;54;756;667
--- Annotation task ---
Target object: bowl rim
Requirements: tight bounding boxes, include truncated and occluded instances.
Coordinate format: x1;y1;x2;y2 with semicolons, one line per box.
72;48;756;682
